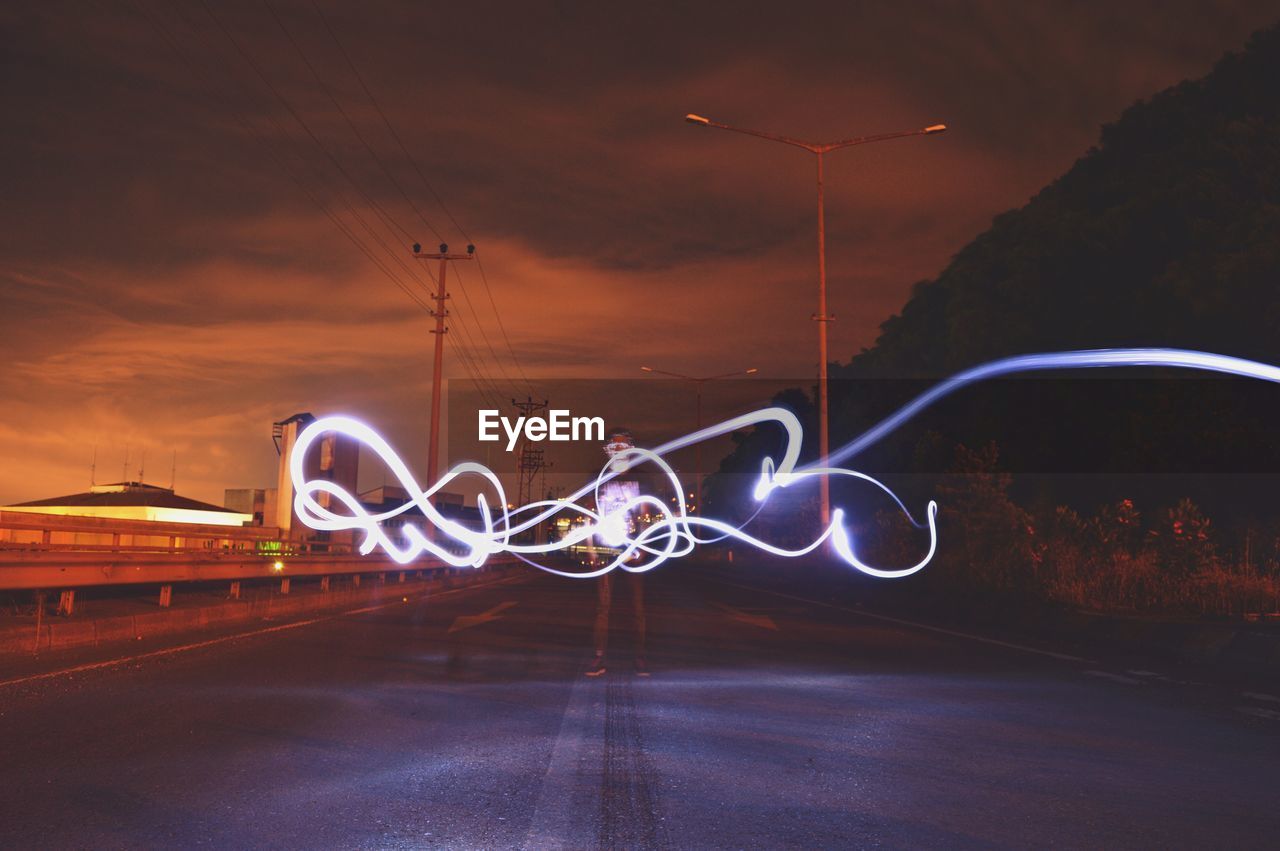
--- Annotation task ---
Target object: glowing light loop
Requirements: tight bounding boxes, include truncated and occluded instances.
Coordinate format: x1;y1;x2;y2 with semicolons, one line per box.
291;347;1280;580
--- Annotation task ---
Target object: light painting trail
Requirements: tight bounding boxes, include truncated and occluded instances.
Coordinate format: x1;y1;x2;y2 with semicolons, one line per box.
291;348;1280;580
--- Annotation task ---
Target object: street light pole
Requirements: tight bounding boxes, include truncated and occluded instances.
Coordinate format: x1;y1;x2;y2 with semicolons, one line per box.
640;365;758;513
815;149;829;528
684;113;946;527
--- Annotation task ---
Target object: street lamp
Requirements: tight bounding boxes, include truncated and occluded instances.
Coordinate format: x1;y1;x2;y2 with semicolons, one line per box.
640;365;758;513
684;112;946;527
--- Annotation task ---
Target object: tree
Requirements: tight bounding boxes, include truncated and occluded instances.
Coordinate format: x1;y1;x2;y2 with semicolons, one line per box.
932;443;1037;599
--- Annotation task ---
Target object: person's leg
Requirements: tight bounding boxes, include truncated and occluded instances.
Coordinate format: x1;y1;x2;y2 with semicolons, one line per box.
592;572;613;659
629;573;647;663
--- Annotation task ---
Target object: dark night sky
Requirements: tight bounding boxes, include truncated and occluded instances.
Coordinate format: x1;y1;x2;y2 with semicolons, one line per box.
2;0;1277;505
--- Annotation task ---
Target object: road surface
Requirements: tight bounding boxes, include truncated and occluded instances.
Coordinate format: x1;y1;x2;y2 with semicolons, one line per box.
1;562;1277;848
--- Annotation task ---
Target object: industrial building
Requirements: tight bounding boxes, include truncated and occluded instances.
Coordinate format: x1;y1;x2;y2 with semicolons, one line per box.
3;411;476;542
2;481;252;527
223;488;277;527
272;412;358;541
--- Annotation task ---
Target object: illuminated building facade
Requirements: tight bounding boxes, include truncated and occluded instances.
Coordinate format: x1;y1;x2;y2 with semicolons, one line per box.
2;481;253;527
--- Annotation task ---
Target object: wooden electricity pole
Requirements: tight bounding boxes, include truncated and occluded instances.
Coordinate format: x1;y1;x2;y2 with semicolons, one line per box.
413;242;475;500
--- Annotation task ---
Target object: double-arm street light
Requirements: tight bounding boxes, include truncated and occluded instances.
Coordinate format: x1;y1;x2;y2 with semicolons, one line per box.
640;365;758;513
684;113;946;526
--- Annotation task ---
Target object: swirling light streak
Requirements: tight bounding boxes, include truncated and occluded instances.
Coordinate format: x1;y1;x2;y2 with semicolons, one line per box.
292;347;1280;580
821;348;1280;467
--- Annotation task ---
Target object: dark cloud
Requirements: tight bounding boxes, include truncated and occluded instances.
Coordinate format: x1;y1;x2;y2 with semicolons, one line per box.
2;0;1276;504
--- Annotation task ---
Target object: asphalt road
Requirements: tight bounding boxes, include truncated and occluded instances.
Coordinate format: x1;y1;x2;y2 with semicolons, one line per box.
1;563;1278;849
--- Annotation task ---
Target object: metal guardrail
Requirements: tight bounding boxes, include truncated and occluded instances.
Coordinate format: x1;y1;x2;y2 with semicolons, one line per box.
0;510;499;591
0;551;413;590
0;509;336;551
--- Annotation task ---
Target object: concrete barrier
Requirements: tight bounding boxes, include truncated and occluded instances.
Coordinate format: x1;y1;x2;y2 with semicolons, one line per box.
94;615;140;645
134;607;202;638
14;623;53;654
47;621;97;651
201;603;250;626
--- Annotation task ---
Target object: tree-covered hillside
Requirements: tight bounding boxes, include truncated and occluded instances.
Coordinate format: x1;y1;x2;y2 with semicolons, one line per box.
711;22;1280;523
861;23;1280;373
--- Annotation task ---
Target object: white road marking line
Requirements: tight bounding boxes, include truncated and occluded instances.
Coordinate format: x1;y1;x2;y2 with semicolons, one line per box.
1242;691;1280;704
1083;670;1144;686
0;579;514;690
524;667;604;850
710;578;1091;663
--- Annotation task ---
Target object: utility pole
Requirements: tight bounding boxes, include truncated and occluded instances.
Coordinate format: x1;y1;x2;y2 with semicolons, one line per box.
510;396;549;511
413;242;475;504
536;457;553;544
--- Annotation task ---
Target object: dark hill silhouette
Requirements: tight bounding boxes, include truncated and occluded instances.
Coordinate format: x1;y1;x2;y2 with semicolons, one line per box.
710;22;1280;522
860;23;1280;374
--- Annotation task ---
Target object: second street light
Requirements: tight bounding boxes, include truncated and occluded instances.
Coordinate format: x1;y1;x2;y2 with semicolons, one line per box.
640;365;758;514
684;113;946;527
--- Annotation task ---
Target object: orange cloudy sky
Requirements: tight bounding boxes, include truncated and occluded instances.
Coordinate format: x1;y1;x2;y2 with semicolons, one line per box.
2;1;1276;506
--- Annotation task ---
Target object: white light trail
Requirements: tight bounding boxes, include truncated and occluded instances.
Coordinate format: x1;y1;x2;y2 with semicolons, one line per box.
290;406;935;579
291;348;1280;580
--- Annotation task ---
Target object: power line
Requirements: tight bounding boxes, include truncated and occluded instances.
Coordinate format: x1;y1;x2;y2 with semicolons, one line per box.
444;296;513;402
197;0;438;294
261;0;530;404
134;0;527;426
308;1;537;395
308;0;464;243
131;0;435;318
262;0;426;249
140;0;523;407
472;250;537;395
449;261;528;396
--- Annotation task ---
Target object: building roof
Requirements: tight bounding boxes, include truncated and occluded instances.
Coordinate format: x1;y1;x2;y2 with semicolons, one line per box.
10;482;240;515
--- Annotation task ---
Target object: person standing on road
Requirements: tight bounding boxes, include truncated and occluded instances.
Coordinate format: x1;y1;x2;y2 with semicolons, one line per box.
585;427;649;677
